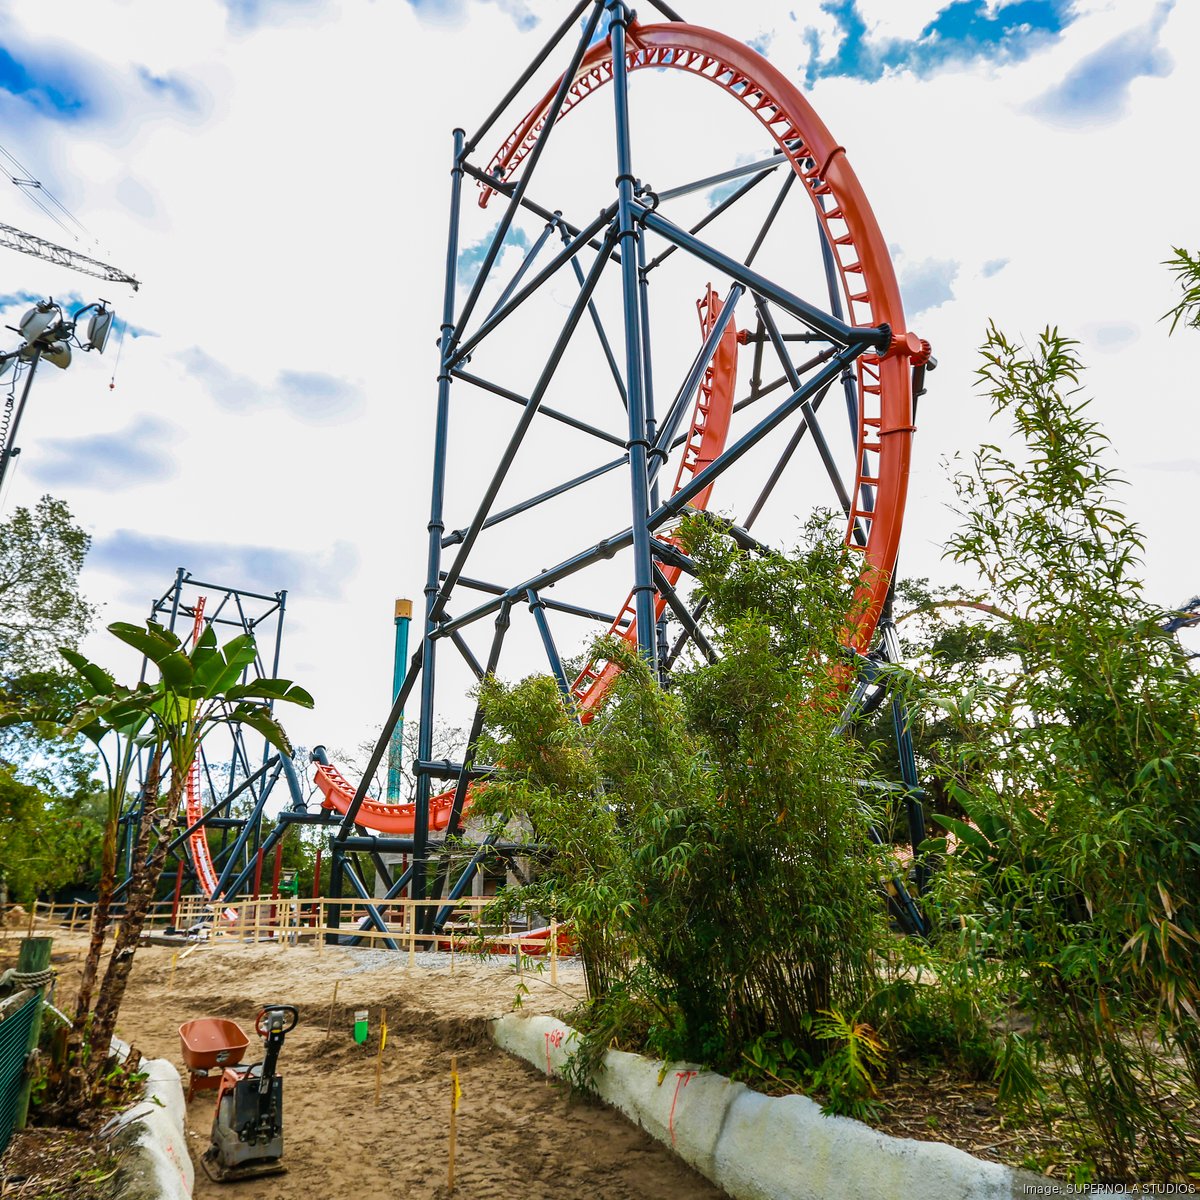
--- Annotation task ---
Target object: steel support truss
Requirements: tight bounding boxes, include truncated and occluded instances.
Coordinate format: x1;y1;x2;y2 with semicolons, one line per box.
322;0;934;939
117;568;312;917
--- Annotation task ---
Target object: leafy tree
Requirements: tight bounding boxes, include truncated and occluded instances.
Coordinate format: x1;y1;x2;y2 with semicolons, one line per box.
0;763;105;901
38;618;313;1111
0;497;101;904
0;495;95;671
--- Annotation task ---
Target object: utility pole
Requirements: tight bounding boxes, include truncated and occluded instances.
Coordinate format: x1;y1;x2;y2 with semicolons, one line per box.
0;344;41;492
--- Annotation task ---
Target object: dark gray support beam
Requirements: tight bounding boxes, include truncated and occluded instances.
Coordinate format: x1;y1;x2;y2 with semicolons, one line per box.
645;164;780;275
210;764;284;901
163;758;277;856
442;455;627;549
633;204;886;350
649;282;744;480
334;656;424;839
444;572;626;626
451;1;606;346
437;344;864;637
435;228;620;621
449;204;618;369
339;861;401;951
485;215;560;325
566;224;628;411
527;588;574;701
658;152;788;203
463;0;597;155
448;626;486;680
652;564;715;663
452;368;627;448
610;3;657;667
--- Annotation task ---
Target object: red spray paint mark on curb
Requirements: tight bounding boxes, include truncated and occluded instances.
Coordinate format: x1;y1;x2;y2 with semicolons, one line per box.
544;1028;564;1076
669;1070;698;1145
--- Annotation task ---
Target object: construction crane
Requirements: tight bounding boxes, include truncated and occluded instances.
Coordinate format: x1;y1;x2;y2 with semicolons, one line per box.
0;219;139;291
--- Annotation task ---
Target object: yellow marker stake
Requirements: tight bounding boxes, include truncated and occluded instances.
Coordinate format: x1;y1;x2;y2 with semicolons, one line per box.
448;1054;460;1192
324;979;340;1039
374;1009;388;1108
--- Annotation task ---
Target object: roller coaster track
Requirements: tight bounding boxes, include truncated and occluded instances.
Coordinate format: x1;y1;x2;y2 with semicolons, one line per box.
182;599;237;918
313;18;920;839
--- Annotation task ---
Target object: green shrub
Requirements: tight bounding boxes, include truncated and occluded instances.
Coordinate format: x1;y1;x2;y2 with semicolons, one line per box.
476;515;891;1078
913;325;1200;1181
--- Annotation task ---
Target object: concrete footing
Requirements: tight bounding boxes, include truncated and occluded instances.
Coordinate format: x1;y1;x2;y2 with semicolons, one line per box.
493;1013;1123;1200
105;1052;194;1200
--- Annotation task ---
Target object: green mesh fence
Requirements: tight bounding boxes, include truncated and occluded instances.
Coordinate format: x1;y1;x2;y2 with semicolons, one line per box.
0;991;39;1155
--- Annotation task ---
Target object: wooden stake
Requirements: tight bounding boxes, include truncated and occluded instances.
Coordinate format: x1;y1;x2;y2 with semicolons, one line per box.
448;1053;460;1193
318;901;325;956
26;902;36;938
373;1008;387;1108
324;979;340;1039
408;902;416;969
550;919;558;987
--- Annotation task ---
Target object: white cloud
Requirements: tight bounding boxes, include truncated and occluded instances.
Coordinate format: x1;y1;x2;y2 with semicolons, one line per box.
1027;1;1173;126
899;257;960;317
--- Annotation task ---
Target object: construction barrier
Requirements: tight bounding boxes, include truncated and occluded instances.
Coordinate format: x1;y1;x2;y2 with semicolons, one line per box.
0;990;38;1155
8;898;574;960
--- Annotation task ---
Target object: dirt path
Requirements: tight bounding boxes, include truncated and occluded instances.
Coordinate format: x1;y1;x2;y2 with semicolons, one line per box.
46;933;726;1200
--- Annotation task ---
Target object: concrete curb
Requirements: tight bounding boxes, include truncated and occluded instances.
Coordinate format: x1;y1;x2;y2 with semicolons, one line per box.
493;1014;1123;1200
105;1053;194;1200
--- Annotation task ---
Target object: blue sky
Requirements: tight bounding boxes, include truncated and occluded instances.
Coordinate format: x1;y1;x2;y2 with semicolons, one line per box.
458;223;532;286
0;1;1170;138
88;528;359;604
0;44;93;119
1030;1;1174;124
801;0;1076;85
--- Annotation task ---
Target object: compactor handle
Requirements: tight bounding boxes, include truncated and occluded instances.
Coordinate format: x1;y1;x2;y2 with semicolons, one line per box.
255;1004;299;1038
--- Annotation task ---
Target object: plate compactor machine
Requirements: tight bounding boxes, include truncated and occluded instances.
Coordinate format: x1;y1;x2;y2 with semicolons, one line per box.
201;1004;298;1183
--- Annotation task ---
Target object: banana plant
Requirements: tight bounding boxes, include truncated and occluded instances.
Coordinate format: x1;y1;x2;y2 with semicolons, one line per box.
54;618;312;1106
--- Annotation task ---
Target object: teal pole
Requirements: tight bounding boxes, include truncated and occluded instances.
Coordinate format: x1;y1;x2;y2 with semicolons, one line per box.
386;599;412;801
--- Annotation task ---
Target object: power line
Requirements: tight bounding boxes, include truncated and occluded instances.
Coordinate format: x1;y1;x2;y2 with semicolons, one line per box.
0;140;94;244
0;140;138;287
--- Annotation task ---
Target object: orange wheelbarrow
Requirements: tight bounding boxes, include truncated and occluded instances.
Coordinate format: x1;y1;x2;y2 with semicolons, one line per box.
179;1018;250;1102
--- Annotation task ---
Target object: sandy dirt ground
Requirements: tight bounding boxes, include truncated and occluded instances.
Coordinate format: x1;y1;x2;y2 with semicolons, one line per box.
42;930;726;1200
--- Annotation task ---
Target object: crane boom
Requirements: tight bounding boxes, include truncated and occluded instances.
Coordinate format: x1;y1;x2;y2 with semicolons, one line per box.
0;220;139;291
